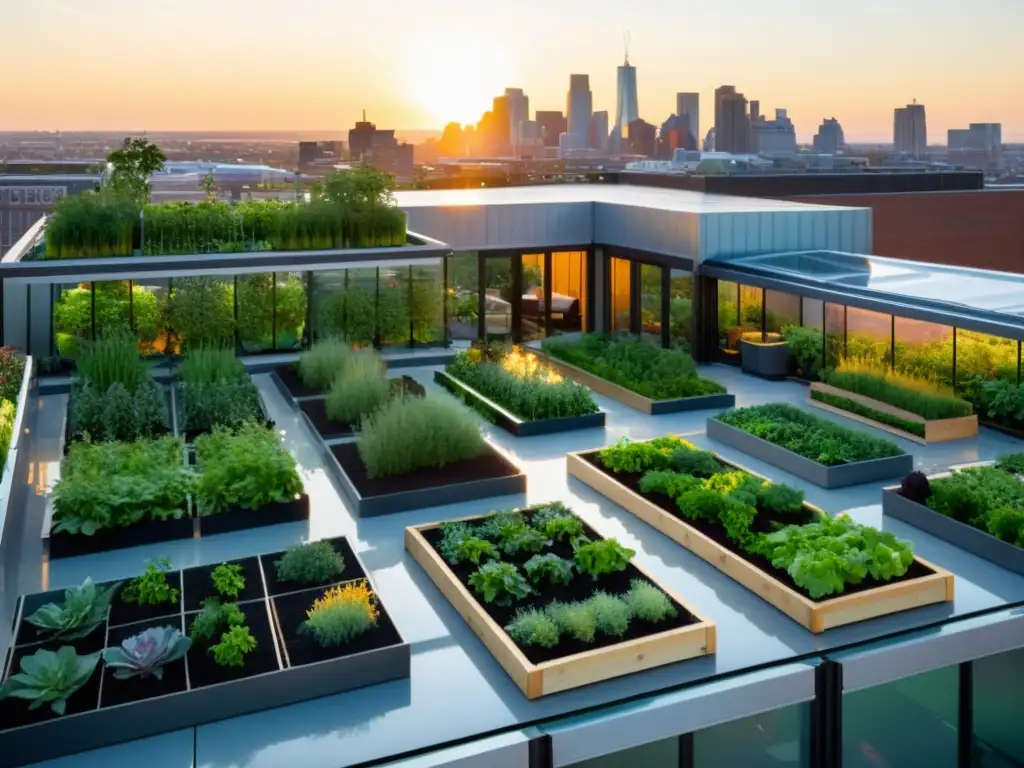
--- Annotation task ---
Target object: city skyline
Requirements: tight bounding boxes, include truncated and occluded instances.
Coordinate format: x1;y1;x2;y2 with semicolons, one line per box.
3;0;1023;142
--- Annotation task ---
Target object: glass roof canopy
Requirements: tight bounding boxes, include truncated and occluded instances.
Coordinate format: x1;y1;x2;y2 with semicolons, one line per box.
703;249;1024;340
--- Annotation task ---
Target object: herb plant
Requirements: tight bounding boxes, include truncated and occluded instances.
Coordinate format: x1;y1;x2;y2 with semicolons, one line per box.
523;554;575;587
0;647;101;715
573;539;635;579
210;625;258;667
103;627;191;680
301;581;379;647
324;350;391;425
543;515;584;542
437;522;473;564
121;558;179;607
585;592;632;636
546;601;597;642
189;599;245;642
505;609;560;648
468;562;532;605
824;361;973;420
24;578;119;641
624;581;677;622
455;538;499;565
297;337;353;391
923;461;1024;546
275;540;346;586
211;563;245;600
598;436;699;474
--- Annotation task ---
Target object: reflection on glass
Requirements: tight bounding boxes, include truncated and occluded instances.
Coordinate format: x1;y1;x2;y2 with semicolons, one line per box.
669;269;692;351
131;279;171;356
93;280;131;340
566;737;678;768
378;267;411;347
765;290;800;338
718;279;739;356
845;306;892;369
842;666;958;768
446;252;479;342
411;264;445;345
739;284;763;343
894;317;953;386
484;256;513;342
824;302;845;371
694;702;810;767
550;251;586;335
236;273;274;352
167;276;235;351
802;297;823;331
345;268;378;346
640;263;663;340
974;647;1024;765
275;272;308;350
520;253;546;341
610;256;631;333
310;269;346;340
955;330;1019;388
53;282;92;358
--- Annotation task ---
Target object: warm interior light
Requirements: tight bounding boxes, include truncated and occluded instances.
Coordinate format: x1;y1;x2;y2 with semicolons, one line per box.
501;346;562;384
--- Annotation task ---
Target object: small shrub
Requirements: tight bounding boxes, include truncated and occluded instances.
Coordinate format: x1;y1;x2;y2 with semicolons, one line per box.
275;541;346;586
523;553;575;587
987;507;1024;546
211;563;245;600
573;539;635;579
669;448;722;478
298;337;353;391
121;558;179;607
757;483;805;514
189;599;245;642
624;581;678;622
301;581;379;647
899;471;932;504
325;351;391;425
70;380;169;443
455;538;499;565
468;562;532;605
179;379;263;435
996;453;1024;476
0;346;26;405
210;625;257;667
585;592;631;637
547;601;597;642
357;395;484;479
505;609;560;648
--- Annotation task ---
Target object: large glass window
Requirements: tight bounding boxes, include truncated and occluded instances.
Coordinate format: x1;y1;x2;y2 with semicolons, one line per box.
131;279;171;356
845;306;892;370
446;252;479;342
236;273;274;353
377;266;411;347
411;264;445;345
974;648;1024;765
824;302;845;371
53;282;92;359
483;256;513;343
274;272;308;350
765;290;800;340
610;256;631;333
955;330;1019;390
639;263;663;341
894;317;953;387
669;269;693;351
550;250;586;335
167;276;235;352
802;297;823;332
310;269;346;341
694;702;811;767
520;253;546;342
93;280;132;340
345;268;378;347
739;285;763;344
842;666;959;768
718;280;740;358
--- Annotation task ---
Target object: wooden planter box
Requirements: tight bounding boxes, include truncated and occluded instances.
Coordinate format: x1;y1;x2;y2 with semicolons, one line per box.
706;418;913;489
532;351;734;415
883;484;1024;577
566;450;953;633
739;339;790;380
434;370;606;436
808;382;978;444
405;513;715;699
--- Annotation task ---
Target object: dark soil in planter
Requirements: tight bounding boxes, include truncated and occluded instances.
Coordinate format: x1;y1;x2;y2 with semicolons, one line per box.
273;587;403;668
182;557;265;613
186;601;279;688
109;578;183;628
47;516;194;560
331;442;521;498
274;365;323;399
0;650;101;730
261;536;365;597
390;376;425;399
300;398;355;440
100;620;188;707
581;452;935;602
197;495;310;538
13;621;107;654
422;511;698;666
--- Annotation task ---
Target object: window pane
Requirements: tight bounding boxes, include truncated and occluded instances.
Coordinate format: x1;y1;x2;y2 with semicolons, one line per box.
694;702;811;767
845;306;892;369
739;284;763;343
765;290;800;339
168;276;235;352
640;263;663;341
484;256;513;343
957;330;1021;429
411;264;444;345
236;273;274;353
610;256;631;333
894;317;953;386
718;279;739;357
446;252;479;342
974;647;1024;765
842;666;958;768
275;272;307;350
310;269;346;341
521;253;546;342
132;279;171;356
345;267;378;347
94;280;132;339
669;269;692;351
378;266;411;347
566;737;678;768
824;302;845;370
550;250;586;334
802;297;823;331
53;282;92;359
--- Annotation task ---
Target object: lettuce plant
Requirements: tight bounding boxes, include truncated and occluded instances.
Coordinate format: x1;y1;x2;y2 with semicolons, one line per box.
468;562;532;605
25;578;119;641
103;627;191;680
0;647;101;715
523;554;575;587
573;539;635;579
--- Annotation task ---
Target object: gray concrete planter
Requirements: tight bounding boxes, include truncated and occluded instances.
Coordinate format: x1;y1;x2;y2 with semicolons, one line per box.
706;418;913;489
739;339;790;380
0;538;410;768
434;371;606;437
882;488;1024;576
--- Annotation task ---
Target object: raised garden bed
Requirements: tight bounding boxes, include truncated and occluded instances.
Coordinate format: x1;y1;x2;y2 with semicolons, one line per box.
44;515;195;560
739;338;790;380
809;382;978;444
62;384;173;457
405;505;715;698
566;441;953;633
435;370;606;436
198;494;310;538
533;351;735;415
706;417;913;489
328;441;525;517
0;537;408;767
272;364;324;403
174;384;275;444
298;376;426;441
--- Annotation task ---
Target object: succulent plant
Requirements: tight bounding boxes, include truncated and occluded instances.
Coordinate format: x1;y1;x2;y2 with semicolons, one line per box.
0;646;101;715
102;626;191;681
24;578;120;641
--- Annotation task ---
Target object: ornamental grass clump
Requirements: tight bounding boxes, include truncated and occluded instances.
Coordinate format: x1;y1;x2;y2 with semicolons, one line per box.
325;350;391;424
357;395;485;479
301;581;380;647
298;337;353;391
824;358;973;420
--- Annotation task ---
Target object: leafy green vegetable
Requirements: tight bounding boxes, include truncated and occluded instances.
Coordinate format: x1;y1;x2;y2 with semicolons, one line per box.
542;515;584;543
468;562;532;606
122;558;179;607
189;599;245;642
598;436;699;474
211;563;245;600
24;578;120;641
455;538;500;565
573;539;635;579
0;646;101;715
523;553;575;587
210;625;257;667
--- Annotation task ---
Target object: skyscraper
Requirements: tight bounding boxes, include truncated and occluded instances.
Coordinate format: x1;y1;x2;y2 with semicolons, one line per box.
613;54;639;150
505;88;529;146
894;101;927;156
535;111;567;148
675;93;700;151
750;108;797;154
590;111;610;152
813;118;846;154
714;85;751;154
566;74;593;150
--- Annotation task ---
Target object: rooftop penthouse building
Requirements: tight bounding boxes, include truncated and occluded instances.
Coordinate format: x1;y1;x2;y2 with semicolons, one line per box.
0;180;1022;767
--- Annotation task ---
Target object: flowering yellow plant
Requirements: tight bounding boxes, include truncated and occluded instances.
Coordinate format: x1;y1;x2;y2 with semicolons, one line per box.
306;581;379;623
501;346;562;383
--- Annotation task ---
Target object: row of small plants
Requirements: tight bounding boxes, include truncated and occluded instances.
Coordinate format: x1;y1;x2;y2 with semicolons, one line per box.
595;437;916;599
715;403;905;466
541;334;726;400
821;358;973;420
444;344;599;421
177;347;266;438
0;540;379;719
0;348;26;466
899;453;1024;547
430;504;683;656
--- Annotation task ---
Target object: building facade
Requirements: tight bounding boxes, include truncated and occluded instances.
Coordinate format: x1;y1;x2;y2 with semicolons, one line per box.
675;92;700;151
751;108;797;154
813;117;846;154
566;74;593;150
613;59;639;150
714;86;751;154
894;101;928;155
589;111;610;152
536;111;567;148
504;88;529;146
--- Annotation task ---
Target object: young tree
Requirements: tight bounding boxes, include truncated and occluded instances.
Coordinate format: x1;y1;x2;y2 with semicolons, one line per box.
106;137;166;205
200;172;217;200
313;163;396;210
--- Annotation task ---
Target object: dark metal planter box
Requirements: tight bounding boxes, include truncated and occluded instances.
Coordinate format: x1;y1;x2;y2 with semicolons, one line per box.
706;418;913;489
882;487;1024;576
0;538;410;768
197;494;310;538
44;516;195;560
271;365;323;407
739;340;790;380
434;370;606;437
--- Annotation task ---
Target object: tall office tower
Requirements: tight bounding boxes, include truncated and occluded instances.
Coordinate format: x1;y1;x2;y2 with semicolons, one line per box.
894;100;927;155
590;111;610;152
749;100;761;124
566;74;593;148
613;52;639;150
675;92;700;151
491;95;512;155
750;108;797;154
714;85;751;153
535;111;568;147
505;88;529;146
626;118;657;157
812;118;846;154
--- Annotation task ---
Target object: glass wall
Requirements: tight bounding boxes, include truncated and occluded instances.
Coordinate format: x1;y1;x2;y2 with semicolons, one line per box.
53;282;93;359
739;285;764;343
956;330;1019;389
845;306;893;369
824;302;845;371
974;648;1024;765
345;268;378;346
610;256;631;333
483;255;513;343
894;317;953;385
167;276;235;351
842;666;959;768
377;266;411;347
765;289;800;340
93;280;131;339
669;269;693;351
446;252;479;342
718;280;740;357
274;272;308;350
694;702;811;767
566;737;678;768
410;265;445;345
550;250;586;335
520;253;546;341
132;279;171;356
236;274;275;353
639;263;663;341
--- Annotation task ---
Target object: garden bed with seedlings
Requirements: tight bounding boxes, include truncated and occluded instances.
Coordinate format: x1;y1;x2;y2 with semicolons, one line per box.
405;503;714;699
173;348;273;444
566;436;953;633
883;454;1024;576
436;345;604;437
709;404;912;489
0;538;408;767
539;335;733;415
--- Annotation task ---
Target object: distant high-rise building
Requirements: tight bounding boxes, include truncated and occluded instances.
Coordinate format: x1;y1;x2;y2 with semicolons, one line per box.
298;141;345;172
894;101;927;155
626;118;657;157
813;118;846;154
948;123;1002;152
749;100;761;124
613;54;639;150
514;120;543;158
714;86;751;154
347;114;414;180
535;111;567;148
490;95;511;155
590;111;610;152
505;88;529;145
438;122;468;158
751;108;797;154
675;93;700;151
567;74;593;149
